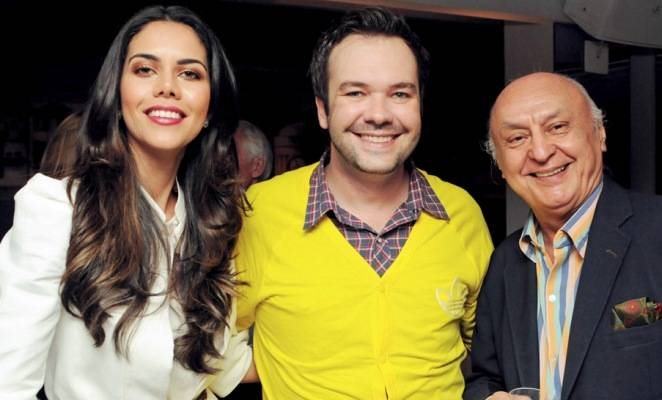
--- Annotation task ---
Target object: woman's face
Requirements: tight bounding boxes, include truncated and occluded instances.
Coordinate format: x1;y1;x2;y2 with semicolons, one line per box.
120;21;210;160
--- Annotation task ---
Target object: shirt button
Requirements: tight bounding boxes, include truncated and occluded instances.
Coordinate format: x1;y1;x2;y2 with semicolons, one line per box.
376;237;384;243
548;294;557;302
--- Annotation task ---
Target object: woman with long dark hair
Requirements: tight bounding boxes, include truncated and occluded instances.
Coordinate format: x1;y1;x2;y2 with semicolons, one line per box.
0;5;256;399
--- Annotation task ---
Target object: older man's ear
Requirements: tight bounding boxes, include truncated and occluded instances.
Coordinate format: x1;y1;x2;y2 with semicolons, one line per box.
250;156;266;180
599;126;607;152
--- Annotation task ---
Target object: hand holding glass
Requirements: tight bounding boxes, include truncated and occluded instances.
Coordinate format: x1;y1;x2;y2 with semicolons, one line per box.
508;387;540;400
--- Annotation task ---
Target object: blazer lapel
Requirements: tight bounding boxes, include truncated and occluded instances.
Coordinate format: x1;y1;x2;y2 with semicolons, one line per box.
561;179;632;400
505;251;540;387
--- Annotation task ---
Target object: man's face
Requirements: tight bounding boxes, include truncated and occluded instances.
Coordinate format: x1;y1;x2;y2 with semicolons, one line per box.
315;34;421;178
490;72;606;224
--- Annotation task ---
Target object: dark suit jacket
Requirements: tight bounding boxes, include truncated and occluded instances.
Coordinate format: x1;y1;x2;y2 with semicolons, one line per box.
464;178;662;400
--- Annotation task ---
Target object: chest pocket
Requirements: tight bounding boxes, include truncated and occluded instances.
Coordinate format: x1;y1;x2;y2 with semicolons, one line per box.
435;277;468;319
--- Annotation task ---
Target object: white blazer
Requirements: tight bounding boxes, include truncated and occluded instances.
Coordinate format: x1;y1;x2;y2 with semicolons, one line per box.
0;174;251;400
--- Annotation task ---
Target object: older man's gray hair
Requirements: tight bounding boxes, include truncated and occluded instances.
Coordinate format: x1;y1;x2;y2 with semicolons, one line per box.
236;120;273;181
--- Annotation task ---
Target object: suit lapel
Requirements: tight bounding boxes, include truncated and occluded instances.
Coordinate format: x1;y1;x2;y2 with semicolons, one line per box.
505;250;540;387
561;179;632;400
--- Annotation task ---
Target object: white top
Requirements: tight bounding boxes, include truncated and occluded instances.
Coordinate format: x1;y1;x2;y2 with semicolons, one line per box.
0;174;251;400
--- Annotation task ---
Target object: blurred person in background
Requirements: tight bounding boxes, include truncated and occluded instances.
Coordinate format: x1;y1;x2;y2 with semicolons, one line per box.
233;120;272;188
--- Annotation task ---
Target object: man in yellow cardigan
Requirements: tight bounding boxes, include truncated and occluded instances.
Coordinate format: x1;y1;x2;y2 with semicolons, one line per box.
235;7;493;399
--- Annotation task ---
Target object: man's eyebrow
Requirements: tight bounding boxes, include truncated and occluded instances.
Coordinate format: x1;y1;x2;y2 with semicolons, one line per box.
338;81;369;90
498;121;528;131
337;82;418;91
538;110;562;124
498;110;563;130
127;53;208;72
392;82;417;90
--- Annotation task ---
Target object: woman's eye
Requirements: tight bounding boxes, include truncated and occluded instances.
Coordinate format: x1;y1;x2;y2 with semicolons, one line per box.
180;70;202;80
393;91;410;99
134;66;154;76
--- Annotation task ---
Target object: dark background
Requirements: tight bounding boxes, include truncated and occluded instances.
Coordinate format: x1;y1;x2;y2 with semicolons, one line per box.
0;0;505;241
1;2;661;241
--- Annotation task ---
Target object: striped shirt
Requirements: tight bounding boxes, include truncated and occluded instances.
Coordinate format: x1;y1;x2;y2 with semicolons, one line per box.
518;180;603;400
304;154;448;276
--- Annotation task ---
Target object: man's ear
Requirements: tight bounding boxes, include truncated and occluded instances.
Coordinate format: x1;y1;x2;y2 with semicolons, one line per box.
599;125;607;152
315;97;328;129
250;156;266;179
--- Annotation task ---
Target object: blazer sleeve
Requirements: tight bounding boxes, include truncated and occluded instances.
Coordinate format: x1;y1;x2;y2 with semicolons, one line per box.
464;250;507;400
206;302;253;397
0;174;72;399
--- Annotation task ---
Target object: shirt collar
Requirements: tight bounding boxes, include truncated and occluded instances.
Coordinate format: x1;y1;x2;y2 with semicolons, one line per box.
140;179;186;233
303;158;335;230
409;167;449;220
519;178;603;259
303;151;448;230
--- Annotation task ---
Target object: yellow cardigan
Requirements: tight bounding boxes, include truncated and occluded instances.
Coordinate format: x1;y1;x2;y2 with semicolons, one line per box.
236;163;493;399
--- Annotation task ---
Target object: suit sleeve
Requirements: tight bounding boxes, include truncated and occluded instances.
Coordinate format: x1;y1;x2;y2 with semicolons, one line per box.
464;250;507;400
0;175;72;399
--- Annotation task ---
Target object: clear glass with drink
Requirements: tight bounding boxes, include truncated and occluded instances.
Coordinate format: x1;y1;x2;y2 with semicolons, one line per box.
508;387;541;400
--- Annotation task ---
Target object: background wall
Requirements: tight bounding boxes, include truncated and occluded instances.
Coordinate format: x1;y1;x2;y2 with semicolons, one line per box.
0;0;505;239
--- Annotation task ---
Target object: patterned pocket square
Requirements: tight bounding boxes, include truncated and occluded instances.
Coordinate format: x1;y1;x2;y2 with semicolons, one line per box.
612;297;662;331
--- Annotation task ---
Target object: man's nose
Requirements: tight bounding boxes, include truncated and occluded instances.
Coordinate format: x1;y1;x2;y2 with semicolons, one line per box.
363;95;393;126
528;132;555;162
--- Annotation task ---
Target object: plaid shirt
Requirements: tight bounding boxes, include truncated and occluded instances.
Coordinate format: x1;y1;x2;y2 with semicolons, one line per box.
304;154;448;276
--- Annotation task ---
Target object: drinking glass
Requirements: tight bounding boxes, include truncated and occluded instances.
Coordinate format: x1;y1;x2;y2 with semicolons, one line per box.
508;387;540;400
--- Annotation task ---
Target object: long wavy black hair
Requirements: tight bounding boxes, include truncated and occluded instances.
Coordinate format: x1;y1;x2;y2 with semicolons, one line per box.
59;5;241;373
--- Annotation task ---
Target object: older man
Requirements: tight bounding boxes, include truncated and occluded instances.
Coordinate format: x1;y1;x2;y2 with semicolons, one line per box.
233;120;273;188
235;7;493;400
464;72;662;400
